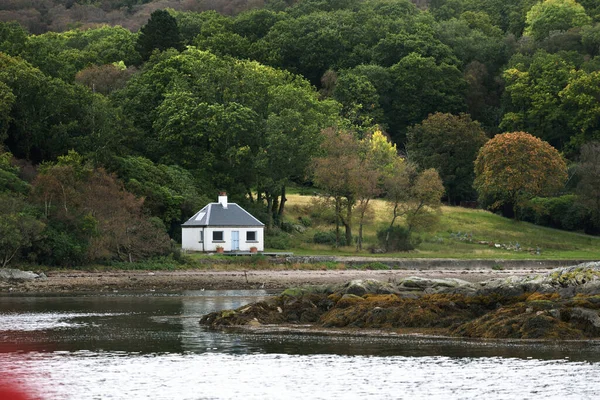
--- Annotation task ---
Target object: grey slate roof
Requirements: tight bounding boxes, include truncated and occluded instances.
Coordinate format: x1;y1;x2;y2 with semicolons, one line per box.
182;202;264;227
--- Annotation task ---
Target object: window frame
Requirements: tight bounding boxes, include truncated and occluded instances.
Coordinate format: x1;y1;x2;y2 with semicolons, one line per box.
212;231;224;242
246;231;257;242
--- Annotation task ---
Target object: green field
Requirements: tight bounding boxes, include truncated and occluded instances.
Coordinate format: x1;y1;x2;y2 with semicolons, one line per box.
268;194;600;260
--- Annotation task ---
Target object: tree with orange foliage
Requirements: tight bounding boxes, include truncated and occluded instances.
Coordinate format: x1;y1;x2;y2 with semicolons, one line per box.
474;132;567;219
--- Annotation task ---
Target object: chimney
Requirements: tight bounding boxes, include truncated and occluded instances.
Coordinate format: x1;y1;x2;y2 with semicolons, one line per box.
218;192;228;209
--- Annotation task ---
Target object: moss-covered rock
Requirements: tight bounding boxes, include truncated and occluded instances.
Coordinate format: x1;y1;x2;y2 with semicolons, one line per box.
199;263;600;339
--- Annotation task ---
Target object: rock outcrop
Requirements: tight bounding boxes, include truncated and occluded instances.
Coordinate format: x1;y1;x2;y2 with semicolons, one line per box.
200;262;600;339
0;269;45;282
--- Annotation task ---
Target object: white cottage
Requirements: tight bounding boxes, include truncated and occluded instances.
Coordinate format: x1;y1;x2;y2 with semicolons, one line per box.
181;193;264;252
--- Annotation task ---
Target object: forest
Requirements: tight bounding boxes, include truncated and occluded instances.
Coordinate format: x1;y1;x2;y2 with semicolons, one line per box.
1;0;600;267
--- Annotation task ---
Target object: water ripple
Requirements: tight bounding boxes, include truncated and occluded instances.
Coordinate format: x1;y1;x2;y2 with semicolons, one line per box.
1;352;598;400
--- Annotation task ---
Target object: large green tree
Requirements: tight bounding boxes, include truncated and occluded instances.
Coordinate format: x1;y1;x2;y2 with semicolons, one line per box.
501;50;577;150
0;194;44;268
524;0;591;41
388;53;467;144
407;112;488;204
119;47;339;226
0;53;123;163
136;9;184;62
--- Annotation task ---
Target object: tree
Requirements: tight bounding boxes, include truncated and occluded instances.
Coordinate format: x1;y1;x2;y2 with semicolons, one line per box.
576;141;600;228
381;159;444;251
0;53;124;163
558;69;600;148
312;127;363;247
524;0;591;41
111;156;209;241
0;194;45;268
501;50;576;150
474;131;568;218
136;9;184;62
0;81;15;144
75;63;136;95
333;71;384;132
31;151;171;265
388;53;467;144
0;150;30;195
120;47;339;227
406;112;488;204
354;130;397;250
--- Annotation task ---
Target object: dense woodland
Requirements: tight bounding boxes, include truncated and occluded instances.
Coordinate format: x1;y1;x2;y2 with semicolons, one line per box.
1;0;600;266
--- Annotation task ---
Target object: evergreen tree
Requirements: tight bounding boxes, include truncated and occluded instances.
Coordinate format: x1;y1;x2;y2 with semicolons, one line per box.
136;10;184;62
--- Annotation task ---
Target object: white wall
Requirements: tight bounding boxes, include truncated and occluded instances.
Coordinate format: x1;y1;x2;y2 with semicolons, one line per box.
182;227;264;252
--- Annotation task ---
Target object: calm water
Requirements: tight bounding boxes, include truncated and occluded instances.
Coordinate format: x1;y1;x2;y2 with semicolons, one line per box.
1;290;600;399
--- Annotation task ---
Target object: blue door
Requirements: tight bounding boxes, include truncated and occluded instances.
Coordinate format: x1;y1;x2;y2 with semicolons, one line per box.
232;231;239;251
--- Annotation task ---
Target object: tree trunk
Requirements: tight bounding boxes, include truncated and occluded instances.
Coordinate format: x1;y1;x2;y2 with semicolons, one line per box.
266;195;274;230
356;199;369;251
277;185;287;218
385;202;400;251
344;197;353;247
334;197;341;247
357;222;363;251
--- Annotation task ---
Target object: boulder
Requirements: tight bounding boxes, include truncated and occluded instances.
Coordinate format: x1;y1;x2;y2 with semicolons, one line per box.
0;269;40;282
397;276;475;294
335;279;399;296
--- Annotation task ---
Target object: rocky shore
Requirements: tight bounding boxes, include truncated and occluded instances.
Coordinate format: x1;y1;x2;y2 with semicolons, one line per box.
0;266;556;293
200;262;600;340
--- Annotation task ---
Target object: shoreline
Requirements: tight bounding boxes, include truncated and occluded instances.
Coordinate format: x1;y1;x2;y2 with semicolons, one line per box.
1;267;554;294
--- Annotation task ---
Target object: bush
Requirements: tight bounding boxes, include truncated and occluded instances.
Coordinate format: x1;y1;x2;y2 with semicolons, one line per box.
265;229;290;250
520;195;598;232
377;225;414;252
298;216;312;227
313;230;349;246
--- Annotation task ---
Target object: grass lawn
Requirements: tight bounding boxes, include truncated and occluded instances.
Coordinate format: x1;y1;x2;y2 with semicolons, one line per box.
266;194;600;260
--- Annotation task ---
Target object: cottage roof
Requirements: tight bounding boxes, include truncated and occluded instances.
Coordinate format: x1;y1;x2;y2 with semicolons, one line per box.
182;202;264;227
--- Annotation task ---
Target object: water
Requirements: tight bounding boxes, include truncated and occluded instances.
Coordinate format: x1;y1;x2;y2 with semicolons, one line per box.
1;291;600;399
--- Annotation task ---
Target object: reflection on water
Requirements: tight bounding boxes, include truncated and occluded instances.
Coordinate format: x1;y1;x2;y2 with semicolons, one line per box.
1;290;600;399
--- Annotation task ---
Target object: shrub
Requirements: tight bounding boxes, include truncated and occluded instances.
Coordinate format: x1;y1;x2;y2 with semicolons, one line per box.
265;229;290;250
298;216;312;227
313;230;349;246
363;262;391;270
521;195;598;232
377;225;414;252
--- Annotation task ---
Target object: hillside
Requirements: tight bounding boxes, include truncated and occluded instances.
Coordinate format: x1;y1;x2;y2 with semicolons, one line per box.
277;194;600;260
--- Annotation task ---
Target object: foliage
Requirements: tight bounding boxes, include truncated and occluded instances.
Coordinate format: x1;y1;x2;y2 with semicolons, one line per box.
136;9;184;62
383;161;445;233
110;156;209;240
524;0;591;41
474;131;568;218
265;229;291;249
312;128;363;246
30;151;171;265
75;63;137;95
520;194;597;233
0;150;29;195
377;225;414;252
576;141;600;231
313;230;350;246
407;112;488;204
0;194;45;267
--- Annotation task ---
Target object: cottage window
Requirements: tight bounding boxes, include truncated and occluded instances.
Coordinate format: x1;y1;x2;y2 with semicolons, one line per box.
199;231;203;242
213;231;224;241
246;231;257;241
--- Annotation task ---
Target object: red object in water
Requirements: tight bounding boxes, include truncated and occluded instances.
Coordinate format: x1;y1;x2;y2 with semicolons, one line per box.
0;387;32;400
